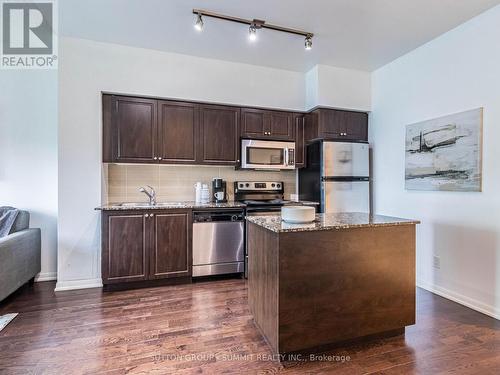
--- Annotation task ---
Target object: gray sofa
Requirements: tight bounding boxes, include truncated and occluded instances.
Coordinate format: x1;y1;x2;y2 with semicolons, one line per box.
0;210;41;302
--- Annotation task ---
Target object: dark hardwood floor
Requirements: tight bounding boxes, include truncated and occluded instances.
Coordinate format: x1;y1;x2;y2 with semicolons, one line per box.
0;280;498;374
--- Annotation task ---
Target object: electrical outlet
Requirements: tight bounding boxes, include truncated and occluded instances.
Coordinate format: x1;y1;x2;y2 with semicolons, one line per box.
433;255;441;269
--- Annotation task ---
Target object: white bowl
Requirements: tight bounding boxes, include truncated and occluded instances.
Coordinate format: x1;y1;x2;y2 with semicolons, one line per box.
281;206;315;224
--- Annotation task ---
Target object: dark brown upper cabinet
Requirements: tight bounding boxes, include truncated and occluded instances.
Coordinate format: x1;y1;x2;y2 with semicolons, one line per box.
103;94;369;168
101;209;192;285
304;108;368;143
199;104;240;165
157;100;198;164
241;108;295;141
106;96;157;163
294;114;305;168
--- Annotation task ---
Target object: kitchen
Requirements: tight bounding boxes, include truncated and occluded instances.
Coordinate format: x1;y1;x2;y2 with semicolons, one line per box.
1;1;500;374
96;89;419;355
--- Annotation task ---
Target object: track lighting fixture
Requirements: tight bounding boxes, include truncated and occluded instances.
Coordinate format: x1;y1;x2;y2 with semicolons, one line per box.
305;35;313;50
248;24;257;42
194;13;204;31
192;9;314;50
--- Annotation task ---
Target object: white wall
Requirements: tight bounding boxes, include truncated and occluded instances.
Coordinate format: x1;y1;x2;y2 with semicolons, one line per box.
0;70;58;281
305;65;371;111
371;5;500;319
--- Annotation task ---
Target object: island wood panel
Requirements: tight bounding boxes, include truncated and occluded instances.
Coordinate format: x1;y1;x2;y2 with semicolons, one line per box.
247;222;279;353
278;225;416;353
247;222;416;355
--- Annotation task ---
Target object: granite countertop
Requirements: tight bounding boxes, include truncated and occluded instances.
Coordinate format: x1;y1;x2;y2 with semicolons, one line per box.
95;200;320;211
95;201;247;210
246;212;420;233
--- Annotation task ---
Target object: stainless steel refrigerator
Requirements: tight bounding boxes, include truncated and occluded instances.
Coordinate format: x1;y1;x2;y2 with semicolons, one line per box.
299;141;370;213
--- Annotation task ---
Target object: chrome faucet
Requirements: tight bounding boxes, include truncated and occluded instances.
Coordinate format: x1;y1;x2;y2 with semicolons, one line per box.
139;185;156;205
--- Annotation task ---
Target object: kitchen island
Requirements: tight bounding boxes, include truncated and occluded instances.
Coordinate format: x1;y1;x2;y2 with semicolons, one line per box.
246;212;419;357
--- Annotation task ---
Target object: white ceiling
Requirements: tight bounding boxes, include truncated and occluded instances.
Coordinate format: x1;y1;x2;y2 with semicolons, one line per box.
60;0;500;72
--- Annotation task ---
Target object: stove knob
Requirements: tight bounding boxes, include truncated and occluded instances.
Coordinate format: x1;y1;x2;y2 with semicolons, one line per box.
245;183;250;187
239;183;244;188
231;215;238;221
277;183;281;189
271;183;275;188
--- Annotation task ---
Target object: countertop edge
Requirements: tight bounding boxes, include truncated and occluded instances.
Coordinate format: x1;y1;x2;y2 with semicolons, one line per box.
95;201;320;211
246;213;420;233
249;220;421;233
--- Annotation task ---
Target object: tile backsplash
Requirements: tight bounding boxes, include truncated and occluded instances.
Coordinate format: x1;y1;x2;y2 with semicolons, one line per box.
103;164;297;204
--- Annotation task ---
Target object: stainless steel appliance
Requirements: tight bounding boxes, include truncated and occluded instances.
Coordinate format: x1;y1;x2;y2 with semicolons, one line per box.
299;141;370;213
211;178;227;203
234;181;288;277
240;139;295;170
192;209;244;277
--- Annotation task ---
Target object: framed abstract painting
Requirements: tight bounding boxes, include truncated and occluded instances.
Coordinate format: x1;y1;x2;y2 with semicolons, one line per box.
405;108;483;192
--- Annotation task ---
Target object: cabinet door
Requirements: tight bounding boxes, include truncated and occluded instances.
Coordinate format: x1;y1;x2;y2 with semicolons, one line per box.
150;211;192;279
319;109;344;139
294;114;305;168
343;111;368;142
102;212;149;283
267;111;294;140
241;108;266;138
157;101;198;163
112;96;157;163
199;105;240;165
304;112;319;144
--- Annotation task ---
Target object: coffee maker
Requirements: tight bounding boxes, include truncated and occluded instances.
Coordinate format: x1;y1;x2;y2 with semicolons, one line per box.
212;178;227;203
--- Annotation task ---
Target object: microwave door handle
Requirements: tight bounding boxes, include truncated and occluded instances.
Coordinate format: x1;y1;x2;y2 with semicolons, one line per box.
284;148;289;166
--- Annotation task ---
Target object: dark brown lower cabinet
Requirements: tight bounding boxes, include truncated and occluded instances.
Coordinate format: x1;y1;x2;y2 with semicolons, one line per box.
102;209;192;286
150;212;191;279
103;212;148;283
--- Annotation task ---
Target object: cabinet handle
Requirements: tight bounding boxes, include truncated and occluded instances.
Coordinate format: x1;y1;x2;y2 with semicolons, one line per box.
154;156;158;160
144;214;148;218
158;157;162;160
149;213;154;218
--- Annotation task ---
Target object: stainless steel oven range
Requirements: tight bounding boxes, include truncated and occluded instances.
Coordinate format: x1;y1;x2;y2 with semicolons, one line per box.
234;181;290;277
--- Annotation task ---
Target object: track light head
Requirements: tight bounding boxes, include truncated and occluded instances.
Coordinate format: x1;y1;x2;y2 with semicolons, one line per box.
248;24;257;42
194;13;204;31
305;35;313;50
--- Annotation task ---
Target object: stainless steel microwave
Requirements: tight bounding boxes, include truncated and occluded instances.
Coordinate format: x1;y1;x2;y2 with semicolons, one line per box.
240;139;295;170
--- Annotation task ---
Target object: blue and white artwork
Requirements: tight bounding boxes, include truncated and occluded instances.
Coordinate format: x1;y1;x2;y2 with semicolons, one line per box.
405;108;483;192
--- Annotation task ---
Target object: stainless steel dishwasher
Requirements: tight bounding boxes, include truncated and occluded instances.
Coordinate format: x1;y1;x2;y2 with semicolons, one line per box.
192;209;245;277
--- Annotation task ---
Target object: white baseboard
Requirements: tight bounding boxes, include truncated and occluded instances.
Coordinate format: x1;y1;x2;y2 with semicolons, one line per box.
417;279;500;320
35;272;57;282
54;278;103;292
